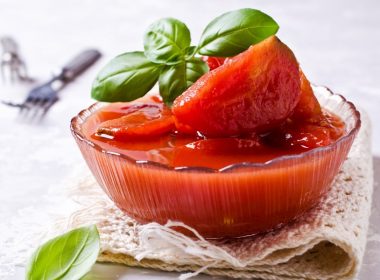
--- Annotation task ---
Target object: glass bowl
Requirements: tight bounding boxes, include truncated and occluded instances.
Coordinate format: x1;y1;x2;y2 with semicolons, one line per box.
70;85;360;238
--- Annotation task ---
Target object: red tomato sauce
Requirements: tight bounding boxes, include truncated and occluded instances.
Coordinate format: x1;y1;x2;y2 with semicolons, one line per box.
81;98;345;170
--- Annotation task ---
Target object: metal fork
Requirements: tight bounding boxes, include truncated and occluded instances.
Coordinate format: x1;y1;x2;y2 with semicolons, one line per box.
0;36;33;83
17;49;101;120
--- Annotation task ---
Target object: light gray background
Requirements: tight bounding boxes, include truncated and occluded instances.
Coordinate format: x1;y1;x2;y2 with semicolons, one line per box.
0;0;379;279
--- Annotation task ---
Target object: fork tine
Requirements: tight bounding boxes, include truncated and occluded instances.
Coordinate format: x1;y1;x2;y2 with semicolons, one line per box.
11;63;20;84
17;61;34;82
19;103;30;115
18;105;31;122
40;97;58;118
10;68;16;84
26;99;45;121
1;61;10;83
27;97;56;122
17;62;32;82
27;98;53;123
19;82;58;121
18;96;36;118
7;63;14;84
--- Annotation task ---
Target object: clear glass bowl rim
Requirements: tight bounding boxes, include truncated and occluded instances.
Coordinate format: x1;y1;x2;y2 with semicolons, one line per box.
70;85;361;173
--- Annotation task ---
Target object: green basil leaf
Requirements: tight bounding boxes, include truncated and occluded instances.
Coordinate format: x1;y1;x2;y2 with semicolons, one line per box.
198;8;279;57
144;18;191;65
92;51;161;102
185;46;198;60
26;225;100;280
159;57;208;104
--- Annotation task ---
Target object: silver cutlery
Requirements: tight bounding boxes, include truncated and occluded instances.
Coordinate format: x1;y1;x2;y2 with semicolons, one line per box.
2;49;101;120
0;36;33;83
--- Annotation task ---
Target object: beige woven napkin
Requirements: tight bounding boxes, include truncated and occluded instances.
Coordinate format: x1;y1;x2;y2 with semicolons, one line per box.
63;113;373;280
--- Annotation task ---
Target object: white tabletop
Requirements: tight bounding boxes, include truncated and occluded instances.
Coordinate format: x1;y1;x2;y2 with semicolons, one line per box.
0;0;379;279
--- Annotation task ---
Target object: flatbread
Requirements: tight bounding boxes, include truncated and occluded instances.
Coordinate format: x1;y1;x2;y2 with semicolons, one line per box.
63;112;373;280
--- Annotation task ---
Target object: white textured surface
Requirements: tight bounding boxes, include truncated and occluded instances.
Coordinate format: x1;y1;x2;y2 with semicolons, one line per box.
0;0;379;279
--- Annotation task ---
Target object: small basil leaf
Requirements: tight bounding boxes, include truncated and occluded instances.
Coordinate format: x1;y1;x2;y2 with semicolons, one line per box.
26;225;100;280
144;18;191;65
92;51;161;102
185;46;198;59
198;8;279;57
159;57;208;104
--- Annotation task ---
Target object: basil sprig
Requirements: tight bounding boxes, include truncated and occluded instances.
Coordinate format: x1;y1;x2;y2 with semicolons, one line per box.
26;225;100;280
91;8;279;104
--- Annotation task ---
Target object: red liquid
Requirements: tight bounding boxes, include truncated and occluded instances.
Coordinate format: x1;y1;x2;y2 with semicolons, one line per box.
74;96;353;238
81;98;345;170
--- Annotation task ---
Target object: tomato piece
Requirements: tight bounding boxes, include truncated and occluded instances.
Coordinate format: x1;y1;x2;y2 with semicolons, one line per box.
174;117;197;135
173;36;301;137
292;71;322;121
97;102;175;140
201;61;319;122
202;56;226;70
